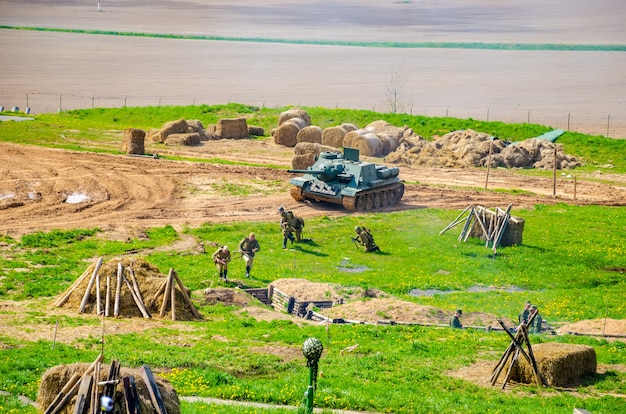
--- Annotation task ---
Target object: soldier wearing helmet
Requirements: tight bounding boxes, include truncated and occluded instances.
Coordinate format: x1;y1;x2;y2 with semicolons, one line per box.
352;225;379;252
278;206;304;248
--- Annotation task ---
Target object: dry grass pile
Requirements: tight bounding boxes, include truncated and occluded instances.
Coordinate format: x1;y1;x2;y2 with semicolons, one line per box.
510;343;597;387
120;128;145;155
203;288;252;306
291;142;338;169
57;258;200;321
297;125;323;144
385;129;581;169
38;362;180;414
216;117;249;139
147;118;210;144
248;125;265;136
278;107;311;127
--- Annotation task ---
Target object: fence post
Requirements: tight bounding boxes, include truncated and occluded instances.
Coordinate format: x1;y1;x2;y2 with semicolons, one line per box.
607;113;610;138
567;112;571;131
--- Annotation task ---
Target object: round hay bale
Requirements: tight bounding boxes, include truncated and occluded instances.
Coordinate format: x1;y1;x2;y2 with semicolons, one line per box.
292;153;318;169
351;133;382;157
377;133;398;156
322;126;347;148
340;123;359;132
294;142;337;156
296;125;323;144
121;128;145;155
509;343;596;387
274;121;302;147
248;125;265;136
342;129;368;149
38;363;180;414
278;108;311;126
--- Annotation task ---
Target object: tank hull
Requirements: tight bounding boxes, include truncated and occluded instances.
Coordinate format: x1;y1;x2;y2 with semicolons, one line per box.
291;181;404;212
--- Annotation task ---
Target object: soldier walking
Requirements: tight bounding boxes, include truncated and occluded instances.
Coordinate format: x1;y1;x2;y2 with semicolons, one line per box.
211;245;231;281
353;226;379;252
279;206;304;248
239;232;260;278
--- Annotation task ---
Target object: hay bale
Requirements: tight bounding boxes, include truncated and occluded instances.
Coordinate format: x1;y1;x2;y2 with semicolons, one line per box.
164;132;201;146
146;128;164;144
352;133;382;157
278;108;311;126
377;133;398;156
121;128;145;155
161;119;190;136
510;343;596;387
274;118;306;147
341;123;359;132
248;125;265;136
293;142;336;156
322;126;347;148
342;129;368;149
292;153;318;169
297;125;323;144
38;363;180;414
217;117;249;139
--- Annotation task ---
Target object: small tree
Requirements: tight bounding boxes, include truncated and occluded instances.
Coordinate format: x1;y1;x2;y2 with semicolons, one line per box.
385;72;411;114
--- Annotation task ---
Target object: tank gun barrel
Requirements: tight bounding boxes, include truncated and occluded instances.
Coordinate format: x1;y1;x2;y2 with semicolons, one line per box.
287;169;327;174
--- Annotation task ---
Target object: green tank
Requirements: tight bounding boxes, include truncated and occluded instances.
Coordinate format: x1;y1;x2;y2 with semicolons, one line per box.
288;148;404;211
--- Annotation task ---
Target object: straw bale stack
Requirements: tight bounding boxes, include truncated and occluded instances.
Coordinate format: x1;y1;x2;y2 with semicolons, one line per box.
322;125;348;148
164;132;202;146
341;123;359;132
342;129;367;149
38;363;180;414
147;119;189;143
510;343;596;387
248;125;265;136
217;117;249;139
351;132;382;157
274;117;307;147
297;125;323;144
292;142;337;169
121;128;145;155
278;108;311;126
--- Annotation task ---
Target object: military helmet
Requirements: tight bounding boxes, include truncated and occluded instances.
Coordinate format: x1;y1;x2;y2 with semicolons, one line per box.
354;226;361;232
278;206;285;213
222;245;229;251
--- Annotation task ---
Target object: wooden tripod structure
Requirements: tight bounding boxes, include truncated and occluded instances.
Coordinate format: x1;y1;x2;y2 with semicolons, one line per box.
490;313;548;389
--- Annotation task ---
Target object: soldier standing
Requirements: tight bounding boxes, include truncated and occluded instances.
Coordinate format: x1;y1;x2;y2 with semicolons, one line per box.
239;232;260;278
529;305;543;334
353;226;379;252
518;301;531;324
211;245;231;281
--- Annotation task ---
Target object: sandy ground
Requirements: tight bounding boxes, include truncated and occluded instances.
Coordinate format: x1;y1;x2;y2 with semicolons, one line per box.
1;0;625;136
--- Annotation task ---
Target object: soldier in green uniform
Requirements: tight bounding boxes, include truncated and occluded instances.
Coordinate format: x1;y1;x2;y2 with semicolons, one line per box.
239;232;260;278
450;309;463;329
278;206;304;248
529;304;543;334
518;301;531;325
211;245;231;281
353;226;379;252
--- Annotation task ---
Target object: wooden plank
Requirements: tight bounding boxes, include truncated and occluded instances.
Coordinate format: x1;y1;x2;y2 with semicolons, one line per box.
72;374;92;414
172;270;201;318
122;376;141;414
140;365;168;414
114;262;123;317
79;258;103;313
47;379;82;414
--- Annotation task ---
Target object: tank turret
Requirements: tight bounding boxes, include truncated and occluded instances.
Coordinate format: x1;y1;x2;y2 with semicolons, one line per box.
288;148;404;211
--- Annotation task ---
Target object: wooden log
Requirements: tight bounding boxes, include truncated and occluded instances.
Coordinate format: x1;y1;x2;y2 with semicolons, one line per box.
91;360;101;414
72;374;93;414
105;273;111;317
140;366;168;414
490;342;515;385
44;372;81;414
170;275;176;321
114;262;123;317
79;258;103;313
439;205;473;235
95;270;102;316
122;376;140;414
55;266;92;307
123;274;151;319
458;211;473;242
159;273;172;318
126;265;144;303
172;270;201;318
501;347;521;389
521;327;549;387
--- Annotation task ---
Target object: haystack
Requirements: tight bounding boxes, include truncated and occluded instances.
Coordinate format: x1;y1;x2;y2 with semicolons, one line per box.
164;132;202;146
509;343;596;387
340;123;359;132
217;117;249;139
55;258;200;321
274;118;306;147
342;129;366;149
351;133;382;157
38;362;180;414
292;142;337;169
278;107;311;126
248;125;265;136
121;128;145;155
322;125;348;148
296;125;323;144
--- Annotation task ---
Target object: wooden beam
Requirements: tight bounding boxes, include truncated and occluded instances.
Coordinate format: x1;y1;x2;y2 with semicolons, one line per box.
172;270;201;319
79;258;103;313
114;262;123;317
140;366;168;414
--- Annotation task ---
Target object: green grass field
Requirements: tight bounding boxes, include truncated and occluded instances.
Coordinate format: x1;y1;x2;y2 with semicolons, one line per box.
0;105;625;414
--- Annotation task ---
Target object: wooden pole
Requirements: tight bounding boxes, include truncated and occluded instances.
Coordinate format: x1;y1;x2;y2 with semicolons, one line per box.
91;360;101;414
553;145;557;197
105;273;111;317
126;265;144;303
95;271;102;316
501;347;520;389
44;372;81;414
79;258;103;313
484;137;494;191
573;175;577;200
123;275;151;319
439;205;473;235
172;270;201;318
159;273;173;318
46;378;81;414
72;374;92;414
114;263;123;317
170;275;177;321
55;266;92;307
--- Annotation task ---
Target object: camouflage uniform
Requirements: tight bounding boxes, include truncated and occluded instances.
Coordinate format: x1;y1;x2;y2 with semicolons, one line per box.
239;232;260;278
353;226;379;252
211;246;231;280
279;207;304;248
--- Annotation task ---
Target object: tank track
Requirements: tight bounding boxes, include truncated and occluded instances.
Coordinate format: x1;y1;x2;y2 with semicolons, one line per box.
342;182;404;212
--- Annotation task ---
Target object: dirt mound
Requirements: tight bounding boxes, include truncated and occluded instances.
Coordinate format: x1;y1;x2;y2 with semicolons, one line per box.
557;318;626;337
202;288;251;306
270;278;374;303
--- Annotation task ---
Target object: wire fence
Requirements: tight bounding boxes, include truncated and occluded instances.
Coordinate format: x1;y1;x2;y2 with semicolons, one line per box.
2;92;625;139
